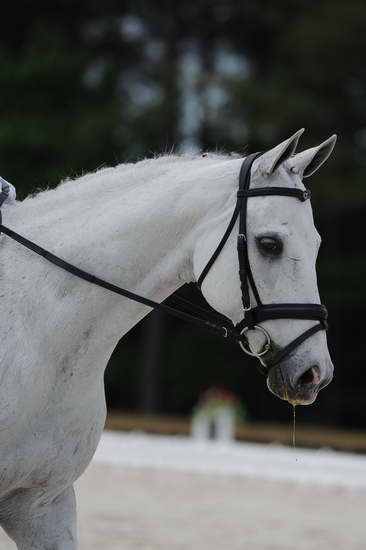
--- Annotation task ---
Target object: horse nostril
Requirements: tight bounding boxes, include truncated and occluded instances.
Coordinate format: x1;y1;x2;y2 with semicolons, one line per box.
296;366;321;388
267;364;327;404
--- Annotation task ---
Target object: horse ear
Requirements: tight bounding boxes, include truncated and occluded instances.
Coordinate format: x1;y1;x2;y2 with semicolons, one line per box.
289;135;337;178
256;128;305;175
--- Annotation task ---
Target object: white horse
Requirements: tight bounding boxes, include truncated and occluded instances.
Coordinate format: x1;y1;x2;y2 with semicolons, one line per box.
0;130;335;549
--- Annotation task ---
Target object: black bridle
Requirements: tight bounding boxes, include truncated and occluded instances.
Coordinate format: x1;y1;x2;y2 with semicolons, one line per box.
197;152;328;374
0;153;328;376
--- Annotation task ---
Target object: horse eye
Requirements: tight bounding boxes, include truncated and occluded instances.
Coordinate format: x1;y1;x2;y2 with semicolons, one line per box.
257;236;283;256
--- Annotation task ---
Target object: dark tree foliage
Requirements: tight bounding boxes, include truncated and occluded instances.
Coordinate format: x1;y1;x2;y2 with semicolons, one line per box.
1;1;365;427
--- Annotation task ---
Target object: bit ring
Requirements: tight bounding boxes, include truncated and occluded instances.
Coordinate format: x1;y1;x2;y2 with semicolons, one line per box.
239;325;271;357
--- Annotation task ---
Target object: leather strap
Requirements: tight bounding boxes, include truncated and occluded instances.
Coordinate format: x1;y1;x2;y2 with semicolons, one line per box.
197;152;263;290
240;187;310;201
265;323;324;369
236;303;328;327
197;205;241;289
237;154;263;318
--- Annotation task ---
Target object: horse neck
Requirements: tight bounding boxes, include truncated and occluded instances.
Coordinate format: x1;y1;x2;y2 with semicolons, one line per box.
3;155;238;375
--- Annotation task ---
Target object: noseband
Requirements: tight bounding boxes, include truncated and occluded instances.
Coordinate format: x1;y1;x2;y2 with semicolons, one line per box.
0;153;328;377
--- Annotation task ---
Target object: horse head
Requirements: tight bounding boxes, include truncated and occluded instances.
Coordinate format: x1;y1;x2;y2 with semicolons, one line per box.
194;130;336;405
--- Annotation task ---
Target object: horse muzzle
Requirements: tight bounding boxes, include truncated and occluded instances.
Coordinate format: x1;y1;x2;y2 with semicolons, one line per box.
266;359;334;405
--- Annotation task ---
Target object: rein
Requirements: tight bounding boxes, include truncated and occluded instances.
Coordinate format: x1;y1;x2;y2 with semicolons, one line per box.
0;154;328;376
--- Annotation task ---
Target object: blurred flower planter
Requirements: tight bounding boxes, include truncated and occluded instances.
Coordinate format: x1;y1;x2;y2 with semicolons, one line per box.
191;388;246;442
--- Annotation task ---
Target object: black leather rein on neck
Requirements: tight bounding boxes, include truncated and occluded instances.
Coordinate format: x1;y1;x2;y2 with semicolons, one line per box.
0;219;239;343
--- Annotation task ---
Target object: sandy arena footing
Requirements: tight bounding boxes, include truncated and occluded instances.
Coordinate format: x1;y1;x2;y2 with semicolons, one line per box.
1;431;365;549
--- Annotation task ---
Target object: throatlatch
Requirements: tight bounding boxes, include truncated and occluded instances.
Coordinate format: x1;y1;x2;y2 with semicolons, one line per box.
0;154;328;377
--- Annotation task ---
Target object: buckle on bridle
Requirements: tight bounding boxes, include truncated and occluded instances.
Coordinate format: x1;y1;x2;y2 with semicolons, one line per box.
239;325;271;358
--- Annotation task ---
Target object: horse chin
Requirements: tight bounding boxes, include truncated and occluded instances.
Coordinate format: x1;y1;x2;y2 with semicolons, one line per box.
266;364;320;406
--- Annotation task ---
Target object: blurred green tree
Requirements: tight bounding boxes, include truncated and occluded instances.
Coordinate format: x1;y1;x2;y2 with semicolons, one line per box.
1;0;365;427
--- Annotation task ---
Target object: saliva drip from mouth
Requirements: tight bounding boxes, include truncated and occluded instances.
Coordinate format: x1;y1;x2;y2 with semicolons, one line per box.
292;404;298;462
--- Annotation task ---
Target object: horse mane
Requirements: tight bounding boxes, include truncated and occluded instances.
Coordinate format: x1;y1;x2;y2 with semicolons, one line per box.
19;151;237;208
0;152;243;232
